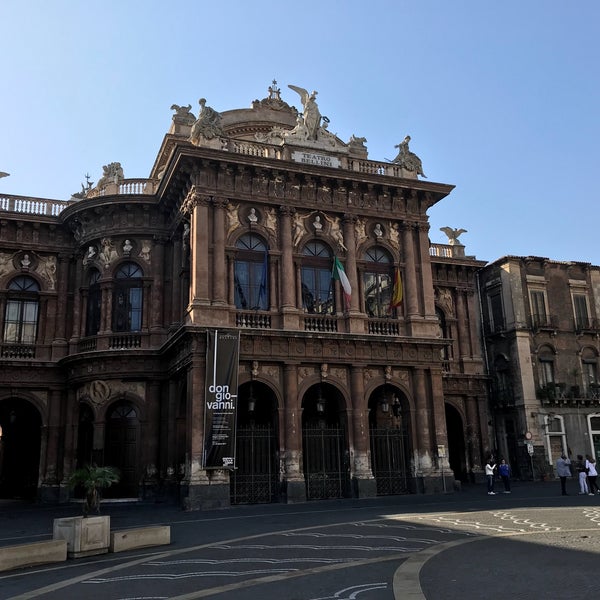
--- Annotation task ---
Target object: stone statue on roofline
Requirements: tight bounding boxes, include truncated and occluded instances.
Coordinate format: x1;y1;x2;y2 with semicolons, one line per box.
288;85;322;141
97;163;124;189
189;98;223;145
392;135;426;178
170;103;196;126
440;227;467;246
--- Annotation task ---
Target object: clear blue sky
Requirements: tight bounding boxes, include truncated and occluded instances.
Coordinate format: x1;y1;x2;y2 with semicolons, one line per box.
1;1;598;265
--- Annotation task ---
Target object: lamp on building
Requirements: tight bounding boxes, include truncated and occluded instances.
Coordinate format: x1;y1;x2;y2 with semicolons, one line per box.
392;395;401;418
247;383;256;414
316;387;326;415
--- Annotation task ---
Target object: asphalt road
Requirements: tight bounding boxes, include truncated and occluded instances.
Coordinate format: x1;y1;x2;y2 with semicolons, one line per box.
1;481;599;599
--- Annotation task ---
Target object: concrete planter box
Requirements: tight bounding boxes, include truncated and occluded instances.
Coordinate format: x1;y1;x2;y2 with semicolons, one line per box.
53;515;110;558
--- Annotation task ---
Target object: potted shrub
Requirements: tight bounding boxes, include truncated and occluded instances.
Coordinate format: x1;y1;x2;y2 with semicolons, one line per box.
68;465;120;516
53;465;120;558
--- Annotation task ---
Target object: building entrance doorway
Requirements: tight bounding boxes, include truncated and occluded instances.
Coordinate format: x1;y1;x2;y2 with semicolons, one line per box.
302;383;350;500
445;403;467;482
104;401;140;498
0;398;41;499
230;381;279;504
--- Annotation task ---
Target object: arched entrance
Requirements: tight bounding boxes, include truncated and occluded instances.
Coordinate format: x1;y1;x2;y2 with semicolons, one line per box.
104;401;140;498
368;385;411;495
230;381;279;504
301;383;350;500
0;398;42;500
445;403;467;482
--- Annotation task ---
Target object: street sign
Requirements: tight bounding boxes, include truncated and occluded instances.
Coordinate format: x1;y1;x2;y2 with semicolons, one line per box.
526;442;534;455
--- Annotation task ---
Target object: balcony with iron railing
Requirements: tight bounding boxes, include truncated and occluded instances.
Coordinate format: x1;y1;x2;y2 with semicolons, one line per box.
530;313;559;333
537;382;600;407
574;316;600;334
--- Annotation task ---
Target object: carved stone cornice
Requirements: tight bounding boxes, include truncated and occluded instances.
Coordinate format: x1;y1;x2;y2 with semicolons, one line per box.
181;186;211;215
212;197;229;210
279;205;295;217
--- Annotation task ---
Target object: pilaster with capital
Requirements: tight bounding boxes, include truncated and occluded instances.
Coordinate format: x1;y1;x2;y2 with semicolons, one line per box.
279;206;295;310
150;238;165;330
212;197;228;306
456;287;470;359
350;366;373;478
413;368;433;471
417;222;436;318
187;188;211;311
401;222;419;317
342;214;359;313
283;364;302;481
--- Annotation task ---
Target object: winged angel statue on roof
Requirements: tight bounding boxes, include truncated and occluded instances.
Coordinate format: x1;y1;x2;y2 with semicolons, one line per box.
288;85;322;141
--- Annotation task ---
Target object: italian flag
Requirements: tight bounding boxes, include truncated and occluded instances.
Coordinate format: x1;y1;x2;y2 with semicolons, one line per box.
333;256;351;310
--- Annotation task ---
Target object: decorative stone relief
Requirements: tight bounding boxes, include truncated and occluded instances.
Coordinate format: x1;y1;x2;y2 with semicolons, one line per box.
96;162;124;189
35;255;57;290
226;202;240;237
330;367;347;383
293;212;307;247
138;240;152;263
324;214;346;251
99;238;118;268
247;208;259;225
264;208;278;240
435;287;454;316
389;222;400;249
320;363;329;379
354;218;366;243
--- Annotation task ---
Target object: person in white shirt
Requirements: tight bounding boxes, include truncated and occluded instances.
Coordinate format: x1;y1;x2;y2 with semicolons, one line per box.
485;459;497;495
585;455;599;494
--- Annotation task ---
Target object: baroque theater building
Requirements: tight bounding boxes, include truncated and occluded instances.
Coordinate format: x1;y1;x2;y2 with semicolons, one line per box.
0;83;490;508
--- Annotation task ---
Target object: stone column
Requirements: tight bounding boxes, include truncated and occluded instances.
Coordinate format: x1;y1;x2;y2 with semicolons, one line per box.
142;381;161;499
283;364;306;502
342;214;359;313
402;222;419;318
413;368;433;474
150;237;165;331
170;234;182;326
212;197;227;306
417;223;436;318
350;366;376;497
185;187;210;322
52;255;69;348
69;258;84;348
456;287;470;359
279;206;298;329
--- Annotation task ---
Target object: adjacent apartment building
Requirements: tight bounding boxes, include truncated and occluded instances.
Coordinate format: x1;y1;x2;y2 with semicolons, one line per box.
479;256;600;479
0;83;490;508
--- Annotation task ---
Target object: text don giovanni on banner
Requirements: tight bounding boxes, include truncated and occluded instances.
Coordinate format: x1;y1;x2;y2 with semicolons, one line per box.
203;330;240;469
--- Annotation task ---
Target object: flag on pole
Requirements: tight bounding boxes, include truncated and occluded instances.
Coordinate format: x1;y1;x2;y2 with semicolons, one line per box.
332;256;351;310
389;267;403;310
256;250;268;309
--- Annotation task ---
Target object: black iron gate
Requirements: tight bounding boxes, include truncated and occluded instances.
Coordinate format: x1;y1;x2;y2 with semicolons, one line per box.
370;427;410;495
230;425;279;504
303;426;350;500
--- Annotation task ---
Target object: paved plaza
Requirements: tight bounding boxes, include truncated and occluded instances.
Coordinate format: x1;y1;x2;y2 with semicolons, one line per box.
1;481;599;599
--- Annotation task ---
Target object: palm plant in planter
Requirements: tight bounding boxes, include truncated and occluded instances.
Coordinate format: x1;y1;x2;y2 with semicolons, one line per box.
68;464;120;516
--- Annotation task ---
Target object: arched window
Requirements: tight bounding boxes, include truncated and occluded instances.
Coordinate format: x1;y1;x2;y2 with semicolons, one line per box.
85;269;101;336
234;234;268;310
301;241;334;314
113;262;143;332
3;276;40;344
363;246;392;317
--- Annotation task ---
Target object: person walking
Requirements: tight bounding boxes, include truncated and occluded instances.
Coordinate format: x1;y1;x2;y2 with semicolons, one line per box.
585;455;599;494
556;453;571;496
498;459;511;493
575;454;589;494
485;459;497;495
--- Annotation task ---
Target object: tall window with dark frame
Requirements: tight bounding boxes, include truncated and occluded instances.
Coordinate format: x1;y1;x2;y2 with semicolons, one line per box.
85;269;102;336
3;276;40;344
363;246;393;318
538;348;555;387
112;262;143;332
301;241;334;314
234;233;269;311
488;290;505;333
530;290;547;328
573;293;589;331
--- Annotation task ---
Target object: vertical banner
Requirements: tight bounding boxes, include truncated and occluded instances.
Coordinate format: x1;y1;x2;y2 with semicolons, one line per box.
203;330;240;469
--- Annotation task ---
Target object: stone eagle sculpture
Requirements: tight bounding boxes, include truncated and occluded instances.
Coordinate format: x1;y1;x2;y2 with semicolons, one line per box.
440;227;467;245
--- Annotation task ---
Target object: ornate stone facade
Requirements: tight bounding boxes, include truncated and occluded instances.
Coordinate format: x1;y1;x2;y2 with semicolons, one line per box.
0;83;490;507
